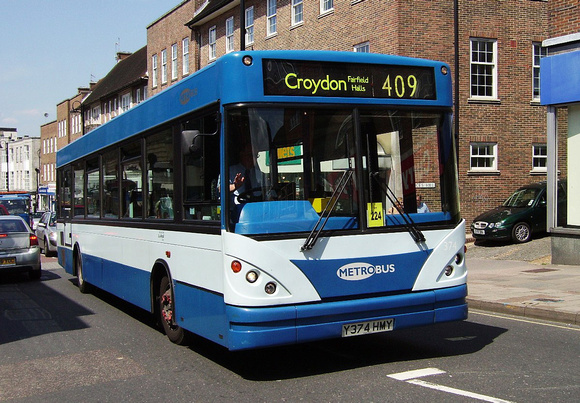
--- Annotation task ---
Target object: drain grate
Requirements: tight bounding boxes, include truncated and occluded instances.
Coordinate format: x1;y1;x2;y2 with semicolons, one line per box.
523;268;558;273
534;298;564;303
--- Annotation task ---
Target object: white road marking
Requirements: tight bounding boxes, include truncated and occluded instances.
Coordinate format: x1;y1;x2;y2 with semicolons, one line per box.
388;367;515;403
387;367;445;381
470;310;580;331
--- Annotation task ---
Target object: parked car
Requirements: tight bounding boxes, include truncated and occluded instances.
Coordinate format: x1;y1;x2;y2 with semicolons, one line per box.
0;215;41;280
0;205;8;215
35;211;58;257
31;210;45;230
471;181;567;243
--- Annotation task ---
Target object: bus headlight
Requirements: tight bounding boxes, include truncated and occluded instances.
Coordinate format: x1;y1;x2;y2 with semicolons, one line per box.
444;265;454;277
264;282;277;295
246;270;259;283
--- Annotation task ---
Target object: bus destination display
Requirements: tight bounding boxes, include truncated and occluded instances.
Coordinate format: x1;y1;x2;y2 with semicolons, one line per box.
263;59;436;100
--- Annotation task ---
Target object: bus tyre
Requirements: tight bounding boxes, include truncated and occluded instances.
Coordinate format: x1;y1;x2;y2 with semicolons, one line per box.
158;276;189;345
512;222;531;243
76;253;91;294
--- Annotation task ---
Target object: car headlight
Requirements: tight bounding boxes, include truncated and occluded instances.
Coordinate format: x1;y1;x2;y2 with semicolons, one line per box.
494;221;504;228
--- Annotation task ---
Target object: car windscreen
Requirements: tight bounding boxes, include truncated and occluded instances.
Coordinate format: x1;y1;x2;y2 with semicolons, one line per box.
502;188;541;208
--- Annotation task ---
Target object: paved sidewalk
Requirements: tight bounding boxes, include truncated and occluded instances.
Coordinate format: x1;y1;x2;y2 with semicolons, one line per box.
466;237;580;326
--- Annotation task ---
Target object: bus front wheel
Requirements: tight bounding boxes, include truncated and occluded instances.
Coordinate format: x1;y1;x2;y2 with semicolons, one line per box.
158;275;189;345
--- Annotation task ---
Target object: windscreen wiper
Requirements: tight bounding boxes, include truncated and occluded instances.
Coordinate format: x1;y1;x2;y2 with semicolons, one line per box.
370;171;426;243
301;169;354;251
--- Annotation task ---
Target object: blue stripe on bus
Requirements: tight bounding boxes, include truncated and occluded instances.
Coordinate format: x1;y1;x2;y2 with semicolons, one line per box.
291;249;432;298
225;284;467;350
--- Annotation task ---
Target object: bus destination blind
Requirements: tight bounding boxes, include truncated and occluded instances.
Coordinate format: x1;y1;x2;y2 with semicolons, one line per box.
263;59;436;100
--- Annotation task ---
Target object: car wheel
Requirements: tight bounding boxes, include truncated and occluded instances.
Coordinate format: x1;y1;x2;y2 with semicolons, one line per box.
158;275;189;345
512;222;532;243
44;237;53;257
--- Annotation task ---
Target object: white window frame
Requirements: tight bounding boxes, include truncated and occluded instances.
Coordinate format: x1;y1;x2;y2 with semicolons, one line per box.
470;38;498;100
470;142;498;172
182;37;190;75
292;0;303;26
245;7;254;45
531;143;547;173
267;0;277;36
151;54;158;87
320;0;334;15
121;93;131;113
161;49;168;84
171;43;178;80
226;17;234;53
354;42;370;53
532;42;547;101
209;26;217;60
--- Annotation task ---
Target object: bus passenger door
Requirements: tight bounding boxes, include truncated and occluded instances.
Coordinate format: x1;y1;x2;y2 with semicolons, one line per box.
58;167;73;247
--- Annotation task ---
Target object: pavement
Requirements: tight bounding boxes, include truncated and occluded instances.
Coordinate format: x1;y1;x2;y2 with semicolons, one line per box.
465;235;580;326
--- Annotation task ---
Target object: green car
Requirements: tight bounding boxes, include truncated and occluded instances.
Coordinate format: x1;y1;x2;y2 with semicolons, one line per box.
470;181;567;243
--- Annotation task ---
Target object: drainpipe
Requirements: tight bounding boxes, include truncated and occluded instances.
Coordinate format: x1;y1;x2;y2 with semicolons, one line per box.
240;0;245;50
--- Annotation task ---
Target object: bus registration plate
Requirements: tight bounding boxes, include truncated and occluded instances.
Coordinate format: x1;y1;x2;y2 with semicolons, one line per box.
342;319;394;337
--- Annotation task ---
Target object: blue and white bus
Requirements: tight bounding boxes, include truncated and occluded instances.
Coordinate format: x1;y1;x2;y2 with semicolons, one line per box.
57;50;467;350
0;192;33;227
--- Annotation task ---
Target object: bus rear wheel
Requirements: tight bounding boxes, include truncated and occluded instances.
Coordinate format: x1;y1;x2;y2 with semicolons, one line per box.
76;252;91;294
158;275;189;345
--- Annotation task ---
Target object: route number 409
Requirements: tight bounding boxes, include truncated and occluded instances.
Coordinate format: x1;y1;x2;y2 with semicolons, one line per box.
382;74;418;98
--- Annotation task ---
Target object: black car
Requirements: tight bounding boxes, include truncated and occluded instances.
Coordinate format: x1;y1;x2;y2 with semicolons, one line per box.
471;181;567;243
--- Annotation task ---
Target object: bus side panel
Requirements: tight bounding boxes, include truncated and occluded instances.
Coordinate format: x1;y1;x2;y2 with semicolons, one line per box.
174;282;229;347
100;258;152;312
58;246;74;276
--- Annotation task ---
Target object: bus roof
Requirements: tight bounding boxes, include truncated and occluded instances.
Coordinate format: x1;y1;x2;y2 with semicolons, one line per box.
57;50;452;167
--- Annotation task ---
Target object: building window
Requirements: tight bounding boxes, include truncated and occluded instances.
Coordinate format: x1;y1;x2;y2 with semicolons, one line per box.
161;49;168;84
470;38;497;99
226;17;234;53
532;144;547;172
152;54;158;87
245;7;254;45
321;0;334;14
121;93;131;113
171;43;178;80
470;142;498;171
209;26;217;60
532;42;547;100
182;38;190;75
292;0;303;26
354;42;370;53
267;0;277;36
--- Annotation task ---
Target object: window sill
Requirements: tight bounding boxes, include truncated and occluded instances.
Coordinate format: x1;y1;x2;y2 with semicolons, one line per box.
467;98;501;105
467;170;501;176
318;9;334;19
265;32;278;40
290;22;304;30
530;170;547;175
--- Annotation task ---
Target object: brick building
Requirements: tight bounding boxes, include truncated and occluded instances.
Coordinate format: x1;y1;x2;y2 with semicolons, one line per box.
146;0;554;228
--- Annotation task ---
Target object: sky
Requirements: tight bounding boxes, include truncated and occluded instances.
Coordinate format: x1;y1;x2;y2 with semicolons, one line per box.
0;0;180;138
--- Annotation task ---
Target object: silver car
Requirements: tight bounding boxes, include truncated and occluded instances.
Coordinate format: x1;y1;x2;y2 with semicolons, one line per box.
0;215;42;280
35;211;58;257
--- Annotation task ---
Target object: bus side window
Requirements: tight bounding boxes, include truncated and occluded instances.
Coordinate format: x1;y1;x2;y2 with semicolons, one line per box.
146;128;174;220
182;112;221;221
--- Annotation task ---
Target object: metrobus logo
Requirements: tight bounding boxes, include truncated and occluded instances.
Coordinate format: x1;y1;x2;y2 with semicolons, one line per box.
337;262;396;281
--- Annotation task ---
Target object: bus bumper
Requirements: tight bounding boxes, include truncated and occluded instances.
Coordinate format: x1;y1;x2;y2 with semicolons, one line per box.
225;284;467;351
